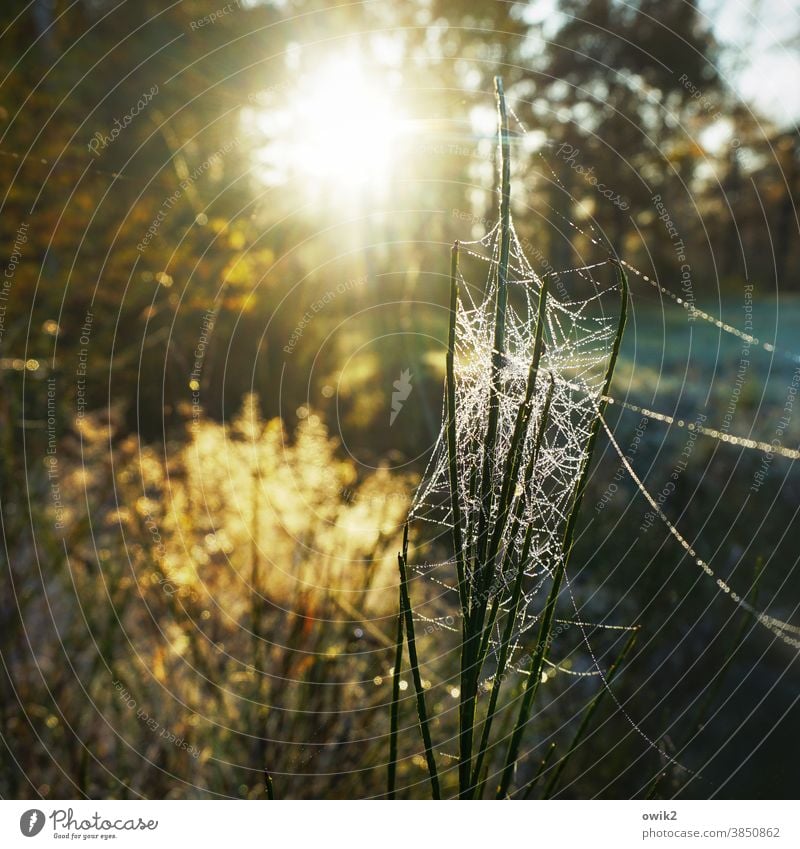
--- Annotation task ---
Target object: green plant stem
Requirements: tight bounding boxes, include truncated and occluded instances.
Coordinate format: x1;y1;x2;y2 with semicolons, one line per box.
446;240;468;618
544;628;639;798
469;375;556;797
485;280;549;569
398;524;441;799
450;238;476;795
387;591;404;799
469;530;531;795
497;260;629;798
475;75;512;592
471;281;550;688
475;370;555;679
522;741;558;798
494;75;512;368
460;75;511;796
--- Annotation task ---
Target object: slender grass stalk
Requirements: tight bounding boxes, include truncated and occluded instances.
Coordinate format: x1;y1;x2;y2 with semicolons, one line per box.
497;259;629;798
486;279;549;570
450;237;476;795
398;523;441;799
264;770;274;800
494;75;512;370
522;741;558;798
475;75;512;594
460;74;512;797
470;280;550;696
446;240;468;618
469;526;533;794
469;375;556;796
387;591;404;799
543;628;639;798
475;369;555;677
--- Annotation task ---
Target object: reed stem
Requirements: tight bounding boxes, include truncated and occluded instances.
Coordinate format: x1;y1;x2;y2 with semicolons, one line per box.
398;523;441;799
497;260;629;798
387;590;404;799
447;240;468;618
469;374;555;796
475;75;512;593
522;741;558;798
543;628;638;797
460;75;512;796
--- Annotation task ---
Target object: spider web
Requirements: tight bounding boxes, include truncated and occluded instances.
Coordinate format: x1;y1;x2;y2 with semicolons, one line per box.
409;208;800;665
401;197;800;791
410;217;624;652
394;92;800;799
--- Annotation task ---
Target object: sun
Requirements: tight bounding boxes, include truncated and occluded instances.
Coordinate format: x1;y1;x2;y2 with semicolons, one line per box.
249;52;407;195
295;57;403;183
